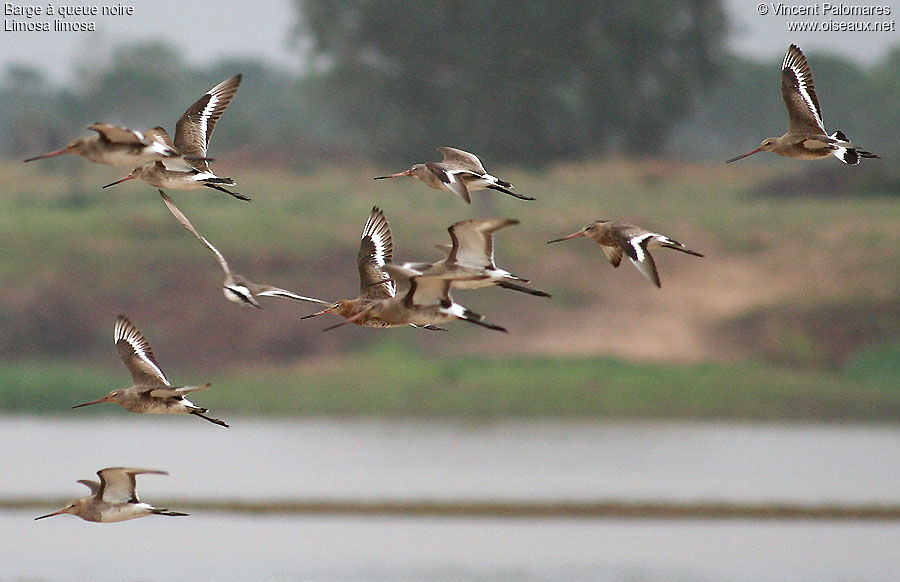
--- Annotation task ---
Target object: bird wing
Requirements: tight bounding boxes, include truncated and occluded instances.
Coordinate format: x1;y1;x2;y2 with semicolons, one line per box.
114;315;170;386
437;147;487;174
405;272;487;307
600;244;624;267
98;467;167;504
149;383;211;398
781;44;826;135
429;165;473;203
146;126;175;149
382;264;420;304
448;218;519;269
174;74;242;169
159;190;232;277
250;284;330;304
399;261;433;273
407;274;451;307
76;479;101;496
146;128;194;172
358;206;395;299
88;123;147;145
621;233;661;287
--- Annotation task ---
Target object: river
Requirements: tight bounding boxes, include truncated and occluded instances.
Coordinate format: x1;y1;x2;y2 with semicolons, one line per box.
2;416;898;580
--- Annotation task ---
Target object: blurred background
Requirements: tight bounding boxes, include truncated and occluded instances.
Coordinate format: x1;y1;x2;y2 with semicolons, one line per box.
1;1;898;580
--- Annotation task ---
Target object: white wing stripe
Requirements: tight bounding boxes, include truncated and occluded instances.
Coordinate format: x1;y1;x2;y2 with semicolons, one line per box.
629;234;653;262
114;320;168;383
198;93;220;145
784;49;824;130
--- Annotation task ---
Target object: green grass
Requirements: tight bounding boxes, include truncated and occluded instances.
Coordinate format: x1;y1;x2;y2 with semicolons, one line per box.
2;160;897;294
1;159;898;421
4;345;897;420
846;341;900;390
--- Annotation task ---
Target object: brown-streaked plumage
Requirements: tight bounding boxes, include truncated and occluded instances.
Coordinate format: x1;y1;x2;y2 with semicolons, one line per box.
726;45;878;165
35;467;187;523
374;147;534;204
547;220;703;288
72;315;228;427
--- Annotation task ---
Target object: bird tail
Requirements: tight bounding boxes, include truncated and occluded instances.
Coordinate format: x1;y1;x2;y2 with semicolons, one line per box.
830;131;879;165
656;236;705;258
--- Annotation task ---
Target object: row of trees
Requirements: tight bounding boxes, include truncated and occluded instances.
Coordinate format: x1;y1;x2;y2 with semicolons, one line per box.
3;0;898;167
293;1;726;162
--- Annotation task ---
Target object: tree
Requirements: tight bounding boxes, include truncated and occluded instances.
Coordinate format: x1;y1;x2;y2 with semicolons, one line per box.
292;0;726;164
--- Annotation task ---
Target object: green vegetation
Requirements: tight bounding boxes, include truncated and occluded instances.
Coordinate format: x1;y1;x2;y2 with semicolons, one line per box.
295;1;724;161
1;160;897;420
846;341;900;390
4;342;897;420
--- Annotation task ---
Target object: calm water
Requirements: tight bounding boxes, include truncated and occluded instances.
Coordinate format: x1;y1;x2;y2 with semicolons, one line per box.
3;416;899;581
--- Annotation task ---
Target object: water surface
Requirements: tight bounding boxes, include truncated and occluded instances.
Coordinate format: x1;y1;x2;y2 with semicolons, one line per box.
3;417;898;581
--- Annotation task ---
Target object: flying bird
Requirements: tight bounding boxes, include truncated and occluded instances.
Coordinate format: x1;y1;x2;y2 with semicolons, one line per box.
72;315;228;427
326;265;507;332
547;220;704;288
301;206;445;330
160;190;326;308
726;44;878;165
374;147;534;204
35;467;187;523
103;75;249;200
24;122;192;166
401;218;550;297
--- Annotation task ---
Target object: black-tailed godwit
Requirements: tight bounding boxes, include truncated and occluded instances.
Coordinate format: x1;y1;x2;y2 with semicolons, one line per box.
402;218;550;297
301;207;444;330
102;75;248;200
726;45;878;165
328;265;507;332
72;315;228;427
160;190;326;308
374;147;534;204
24;122;188;166
35;467;187;523
547;220;704;288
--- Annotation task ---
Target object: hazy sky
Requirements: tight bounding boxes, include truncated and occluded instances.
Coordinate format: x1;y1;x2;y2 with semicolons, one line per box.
0;0;896;86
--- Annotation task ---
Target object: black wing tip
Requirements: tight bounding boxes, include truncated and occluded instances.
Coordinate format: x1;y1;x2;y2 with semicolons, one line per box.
192;410;230;428
495;280;552;298
461;308;507;332
153;509;190;517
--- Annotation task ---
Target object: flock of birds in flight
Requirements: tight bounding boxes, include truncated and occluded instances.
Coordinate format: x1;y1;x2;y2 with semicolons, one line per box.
25;44;878;522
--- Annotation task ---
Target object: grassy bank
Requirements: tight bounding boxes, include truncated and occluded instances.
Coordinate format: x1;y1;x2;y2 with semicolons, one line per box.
3;343;897;420
1;159;897;421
